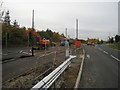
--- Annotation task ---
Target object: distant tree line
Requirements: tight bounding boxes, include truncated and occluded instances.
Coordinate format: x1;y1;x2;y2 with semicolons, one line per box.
108;35;120;43
87;38;103;44
2;10;65;48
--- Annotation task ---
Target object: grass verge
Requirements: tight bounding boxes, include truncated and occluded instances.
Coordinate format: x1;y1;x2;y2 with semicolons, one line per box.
107;43;120;50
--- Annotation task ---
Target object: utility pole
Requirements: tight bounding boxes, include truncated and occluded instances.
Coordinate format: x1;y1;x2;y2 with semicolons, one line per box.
28;32;30;47
75;19;81;48
108;32;110;43
32;10;34;31
66;28;67;38
76;19;78;39
31;10;35;56
109;32;110;38
6;32;7;50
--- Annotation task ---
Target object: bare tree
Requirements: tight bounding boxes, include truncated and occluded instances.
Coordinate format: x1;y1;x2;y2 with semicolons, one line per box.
0;1;4;22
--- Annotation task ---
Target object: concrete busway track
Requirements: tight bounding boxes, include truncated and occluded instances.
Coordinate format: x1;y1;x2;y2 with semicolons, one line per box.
2;46;60;63
2;46;65;84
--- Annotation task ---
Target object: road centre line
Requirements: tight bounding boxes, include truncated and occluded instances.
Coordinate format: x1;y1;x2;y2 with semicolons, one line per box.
97;47;120;62
110;55;120;62
103;51;109;55
97;47;108;55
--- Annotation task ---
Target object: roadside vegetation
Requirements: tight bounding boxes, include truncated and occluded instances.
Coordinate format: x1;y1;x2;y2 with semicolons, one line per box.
107;43;120;50
106;35;120;50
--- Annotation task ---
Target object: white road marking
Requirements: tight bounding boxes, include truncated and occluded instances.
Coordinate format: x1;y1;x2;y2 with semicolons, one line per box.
97;47;120;62
103;51;109;55
110;55;120;62
97;47;109;55
87;54;90;59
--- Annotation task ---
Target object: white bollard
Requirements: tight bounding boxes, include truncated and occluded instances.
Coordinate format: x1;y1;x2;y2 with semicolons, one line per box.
66;49;69;58
65;39;70;59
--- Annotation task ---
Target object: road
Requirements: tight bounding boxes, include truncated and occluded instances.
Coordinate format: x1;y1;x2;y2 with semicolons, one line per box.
96;44;120;60
80;45;118;88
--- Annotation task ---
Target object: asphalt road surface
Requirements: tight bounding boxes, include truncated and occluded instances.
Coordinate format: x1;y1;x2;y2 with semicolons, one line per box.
80;45;118;88
96;44;120;60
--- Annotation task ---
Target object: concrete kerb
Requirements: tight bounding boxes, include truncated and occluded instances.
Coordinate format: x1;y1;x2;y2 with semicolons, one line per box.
74;48;85;89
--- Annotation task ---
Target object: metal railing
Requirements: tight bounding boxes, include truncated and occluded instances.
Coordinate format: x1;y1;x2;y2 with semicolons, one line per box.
30;55;76;90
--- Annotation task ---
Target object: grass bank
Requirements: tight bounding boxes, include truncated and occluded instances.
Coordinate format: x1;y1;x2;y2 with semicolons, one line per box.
107;43;120;50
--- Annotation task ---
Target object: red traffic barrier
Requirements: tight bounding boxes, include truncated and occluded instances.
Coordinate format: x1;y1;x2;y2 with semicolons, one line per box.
75;40;81;47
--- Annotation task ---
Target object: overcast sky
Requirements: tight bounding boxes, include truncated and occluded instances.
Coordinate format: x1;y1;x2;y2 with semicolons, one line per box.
2;0;119;40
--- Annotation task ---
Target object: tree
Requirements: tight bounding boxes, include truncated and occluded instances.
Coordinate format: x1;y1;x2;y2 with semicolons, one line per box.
110;37;114;43
101;40;103;44
4;10;10;25
13;20;19;28
115;35;120;43
39;30;49;39
61;33;65;38
0;2;4;22
51;32;60;42
46;28;53;37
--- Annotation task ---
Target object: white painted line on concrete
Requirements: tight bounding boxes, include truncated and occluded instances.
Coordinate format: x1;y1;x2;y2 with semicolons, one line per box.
22;52;32;55
87;54;90;59
2;58;15;63
110;55;120;62
37;51;56;59
19;50;23;53
103;51;109;55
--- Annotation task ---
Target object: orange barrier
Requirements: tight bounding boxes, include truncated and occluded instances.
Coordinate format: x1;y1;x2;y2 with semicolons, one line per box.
75;40;81;47
40;40;50;45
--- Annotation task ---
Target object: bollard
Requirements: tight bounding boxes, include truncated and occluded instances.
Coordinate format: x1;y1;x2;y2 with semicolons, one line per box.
65;39;70;59
66;49;69;59
32;47;34;56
